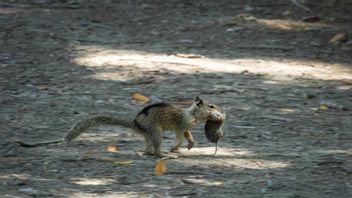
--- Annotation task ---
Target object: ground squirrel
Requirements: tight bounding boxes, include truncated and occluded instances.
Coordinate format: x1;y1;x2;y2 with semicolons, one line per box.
16;97;224;157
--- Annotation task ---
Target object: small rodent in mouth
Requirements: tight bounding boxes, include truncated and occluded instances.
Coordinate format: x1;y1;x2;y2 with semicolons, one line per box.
204;111;225;155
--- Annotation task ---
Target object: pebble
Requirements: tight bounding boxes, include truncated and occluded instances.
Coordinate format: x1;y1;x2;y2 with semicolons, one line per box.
244;5;255;12
18;187;39;196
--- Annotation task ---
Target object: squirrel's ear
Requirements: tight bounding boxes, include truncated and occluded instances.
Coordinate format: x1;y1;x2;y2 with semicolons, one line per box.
195;96;203;107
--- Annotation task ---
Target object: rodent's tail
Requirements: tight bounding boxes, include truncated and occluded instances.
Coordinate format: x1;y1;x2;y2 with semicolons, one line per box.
15;116;133;147
214;142;218;156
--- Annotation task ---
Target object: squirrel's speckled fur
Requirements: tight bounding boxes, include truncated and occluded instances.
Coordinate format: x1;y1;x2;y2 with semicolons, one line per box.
16;97;224;157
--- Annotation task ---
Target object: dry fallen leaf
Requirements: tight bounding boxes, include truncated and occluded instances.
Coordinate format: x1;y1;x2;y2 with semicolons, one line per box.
113;161;134;165
155;159;167;176
319;105;329;110
132;92;150;103
302;16;320;23
38;85;49;90
106;144;118;153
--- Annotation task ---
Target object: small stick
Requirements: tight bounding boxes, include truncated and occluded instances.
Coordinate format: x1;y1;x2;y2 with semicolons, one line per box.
290;0;311;12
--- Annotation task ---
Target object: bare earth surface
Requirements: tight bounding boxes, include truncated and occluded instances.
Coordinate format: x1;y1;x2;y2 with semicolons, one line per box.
1;0;352;197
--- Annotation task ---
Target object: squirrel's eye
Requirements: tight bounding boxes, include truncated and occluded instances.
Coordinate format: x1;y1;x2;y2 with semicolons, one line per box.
209;105;215;109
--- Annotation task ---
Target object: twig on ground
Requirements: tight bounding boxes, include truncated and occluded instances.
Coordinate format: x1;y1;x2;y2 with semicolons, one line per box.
290;0;311;12
261;115;293;122
233;125;256;129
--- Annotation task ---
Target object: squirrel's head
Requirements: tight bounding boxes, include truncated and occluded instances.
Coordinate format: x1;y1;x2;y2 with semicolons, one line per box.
191;96;225;121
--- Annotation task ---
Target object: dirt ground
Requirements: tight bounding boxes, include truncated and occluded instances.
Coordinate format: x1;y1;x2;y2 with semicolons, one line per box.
1;0;352;197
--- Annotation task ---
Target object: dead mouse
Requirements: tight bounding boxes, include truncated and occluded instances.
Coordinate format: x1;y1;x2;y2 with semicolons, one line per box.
205;107;225;155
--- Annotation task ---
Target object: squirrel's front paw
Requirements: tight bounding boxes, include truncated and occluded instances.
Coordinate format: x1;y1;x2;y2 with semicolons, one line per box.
187;141;194;150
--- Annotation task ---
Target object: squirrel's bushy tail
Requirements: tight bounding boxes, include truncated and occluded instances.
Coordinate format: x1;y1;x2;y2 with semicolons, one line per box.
16;116;133;147
64;116;133;141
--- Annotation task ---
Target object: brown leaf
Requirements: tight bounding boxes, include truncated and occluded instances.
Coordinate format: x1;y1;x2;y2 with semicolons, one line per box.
302;16;320;23
319;104;329;111
19;106;29;112
106;144;118;153
132;92;150;103
38;85;49;90
155;159;167;176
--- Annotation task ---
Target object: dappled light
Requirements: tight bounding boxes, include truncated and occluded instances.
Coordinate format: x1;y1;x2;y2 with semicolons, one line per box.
255;18;329;31
180;147;254;157
0;8;24;14
73;46;351;81
1;0;351;197
68;192;140;198
276;108;296;114
179;147;290;169
316;149;352;155
225;14;330;31
0;174;31;181
217;158;289;169
70;178;115;186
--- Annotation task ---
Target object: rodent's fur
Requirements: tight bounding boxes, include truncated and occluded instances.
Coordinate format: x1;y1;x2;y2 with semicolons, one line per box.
204;105;225;155
16;97;224;157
